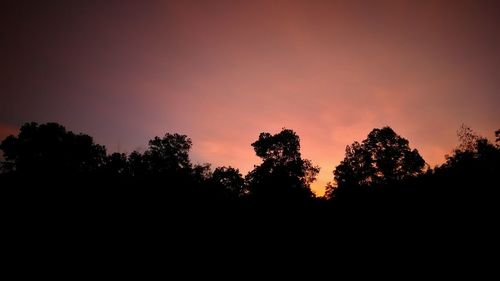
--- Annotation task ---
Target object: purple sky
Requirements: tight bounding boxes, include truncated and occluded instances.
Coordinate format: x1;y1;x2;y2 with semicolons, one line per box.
1;0;499;194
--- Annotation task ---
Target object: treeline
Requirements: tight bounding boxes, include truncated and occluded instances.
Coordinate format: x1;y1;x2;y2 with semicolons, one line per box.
1;122;499;217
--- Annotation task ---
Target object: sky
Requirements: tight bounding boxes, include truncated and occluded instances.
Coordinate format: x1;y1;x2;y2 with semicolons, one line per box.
1;0;499;195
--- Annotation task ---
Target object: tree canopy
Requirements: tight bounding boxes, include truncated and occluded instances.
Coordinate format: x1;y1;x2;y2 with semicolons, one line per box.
333;126;425;189
142;133;193;176
246;128;319;201
211;166;245;197
440;125;500;174
1;121;498;217
0;122;106;175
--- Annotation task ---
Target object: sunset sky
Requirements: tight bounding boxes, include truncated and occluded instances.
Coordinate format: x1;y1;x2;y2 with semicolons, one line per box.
1;0;499;194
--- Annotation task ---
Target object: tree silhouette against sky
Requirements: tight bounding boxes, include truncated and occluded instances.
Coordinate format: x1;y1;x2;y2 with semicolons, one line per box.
1;122;498;214
245;128;319;201
332;126;425;193
0;122;106;176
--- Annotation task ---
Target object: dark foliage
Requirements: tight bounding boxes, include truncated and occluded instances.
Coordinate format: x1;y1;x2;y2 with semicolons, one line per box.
333;126;425;191
0;122;106;176
0;122;498;228
210;166;245;198
245;128;319;203
327;125;499;223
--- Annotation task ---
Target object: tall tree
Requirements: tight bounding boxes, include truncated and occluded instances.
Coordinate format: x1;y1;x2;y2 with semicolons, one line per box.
246;129;319;201
334;126;425;189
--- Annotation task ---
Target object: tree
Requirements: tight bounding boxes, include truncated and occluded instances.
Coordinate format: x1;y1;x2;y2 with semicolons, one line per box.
128;151;147;177
456;124;482;152
143;133;192;175
435;127;500;207
334;126;425;189
211;166;245;197
0;122;106;176
324;182;337;200
192;163;212;184
246;128;319;201
104;152;129;176
442;126;500;170
495;129;499;144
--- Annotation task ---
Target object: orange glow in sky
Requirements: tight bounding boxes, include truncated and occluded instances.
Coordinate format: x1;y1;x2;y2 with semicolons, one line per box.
1;0;499;195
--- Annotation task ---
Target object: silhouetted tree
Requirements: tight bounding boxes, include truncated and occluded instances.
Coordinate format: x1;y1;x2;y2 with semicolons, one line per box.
104;152;129;176
333;126;425;189
192;163;212;184
211;166;245;197
142;133;192;175
0;122;106;176
456;124;482;152
128;151;148;177
333;141;374;189
495;129;499;144
324;182;337;200
431;126;500;214
246;129;319;201
441;126;500;170
2;120;498;222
